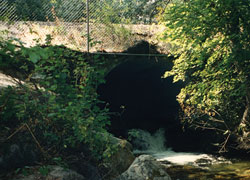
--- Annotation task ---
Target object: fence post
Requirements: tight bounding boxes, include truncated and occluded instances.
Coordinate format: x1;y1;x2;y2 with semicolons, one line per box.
86;0;90;53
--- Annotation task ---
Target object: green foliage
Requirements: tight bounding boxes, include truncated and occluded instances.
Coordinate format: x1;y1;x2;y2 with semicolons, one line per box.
127;129;140;141
15;166;32;176
2;0;168;23
161;0;250;134
93;0;168;24
6;0;50;21
38;166;50;176
52;157;68;167
52;0;86;22
93;0;123;24
0;38;111;160
4;0;85;22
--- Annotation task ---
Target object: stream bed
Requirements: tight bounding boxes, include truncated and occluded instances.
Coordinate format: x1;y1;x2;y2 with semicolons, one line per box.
130;129;250;180
165;160;250;180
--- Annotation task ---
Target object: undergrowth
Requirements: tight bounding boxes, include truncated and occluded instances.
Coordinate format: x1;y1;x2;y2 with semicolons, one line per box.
0;37;114;167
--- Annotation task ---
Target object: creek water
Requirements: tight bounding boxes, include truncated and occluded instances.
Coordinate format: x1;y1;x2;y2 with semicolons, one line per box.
129;129;250;180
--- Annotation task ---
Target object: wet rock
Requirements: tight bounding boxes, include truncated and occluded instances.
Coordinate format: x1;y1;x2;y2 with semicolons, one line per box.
240;169;250;178
115;155;171;180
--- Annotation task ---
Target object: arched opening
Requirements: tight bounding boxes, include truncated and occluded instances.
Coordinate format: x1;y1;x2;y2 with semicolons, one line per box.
97;41;217;152
97;41;191;149
99;56;182;132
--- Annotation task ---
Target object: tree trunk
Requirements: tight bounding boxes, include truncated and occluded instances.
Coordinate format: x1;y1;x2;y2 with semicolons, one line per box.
242;90;250;127
237;88;250;150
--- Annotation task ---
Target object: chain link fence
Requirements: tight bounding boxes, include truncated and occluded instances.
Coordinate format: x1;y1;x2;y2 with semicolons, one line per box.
0;0;169;53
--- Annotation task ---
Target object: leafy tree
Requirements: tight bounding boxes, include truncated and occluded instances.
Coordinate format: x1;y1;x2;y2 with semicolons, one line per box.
93;0;169;24
0;0;13;21
161;0;250;150
52;0;86;22
92;0;123;24
132;0;170;24
4;0;86;22
6;0;50;21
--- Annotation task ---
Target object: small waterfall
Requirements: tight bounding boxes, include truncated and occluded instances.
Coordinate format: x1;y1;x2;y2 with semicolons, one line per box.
128;128;167;152
128;129;230;166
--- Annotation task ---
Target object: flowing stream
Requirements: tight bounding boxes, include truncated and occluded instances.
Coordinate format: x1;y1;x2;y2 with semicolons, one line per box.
128;129;250;180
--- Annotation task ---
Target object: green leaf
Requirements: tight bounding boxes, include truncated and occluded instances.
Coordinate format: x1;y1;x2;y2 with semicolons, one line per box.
29;52;40;63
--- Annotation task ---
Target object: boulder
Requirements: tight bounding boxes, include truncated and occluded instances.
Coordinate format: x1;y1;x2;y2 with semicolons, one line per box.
70;160;102;180
13;166;85;180
115;155;171;180
101;136;135;179
0;144;39;174
48;166;86;180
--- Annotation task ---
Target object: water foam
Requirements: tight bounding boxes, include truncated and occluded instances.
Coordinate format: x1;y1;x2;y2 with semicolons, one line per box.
129;129;230;166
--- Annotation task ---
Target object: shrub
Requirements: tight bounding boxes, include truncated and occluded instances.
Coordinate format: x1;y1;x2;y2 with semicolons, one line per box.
0;38;111;161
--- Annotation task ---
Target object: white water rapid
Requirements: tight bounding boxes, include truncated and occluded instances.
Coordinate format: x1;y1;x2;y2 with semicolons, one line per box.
128;129;230;167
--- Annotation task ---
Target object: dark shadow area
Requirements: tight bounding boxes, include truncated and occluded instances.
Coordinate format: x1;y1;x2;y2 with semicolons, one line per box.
101;56;181;132
98;41;184;148
97;41;216;152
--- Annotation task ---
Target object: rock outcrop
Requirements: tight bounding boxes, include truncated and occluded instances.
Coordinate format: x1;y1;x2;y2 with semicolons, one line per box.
115;155;171;180
101;136;135;179
0;72;22;89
